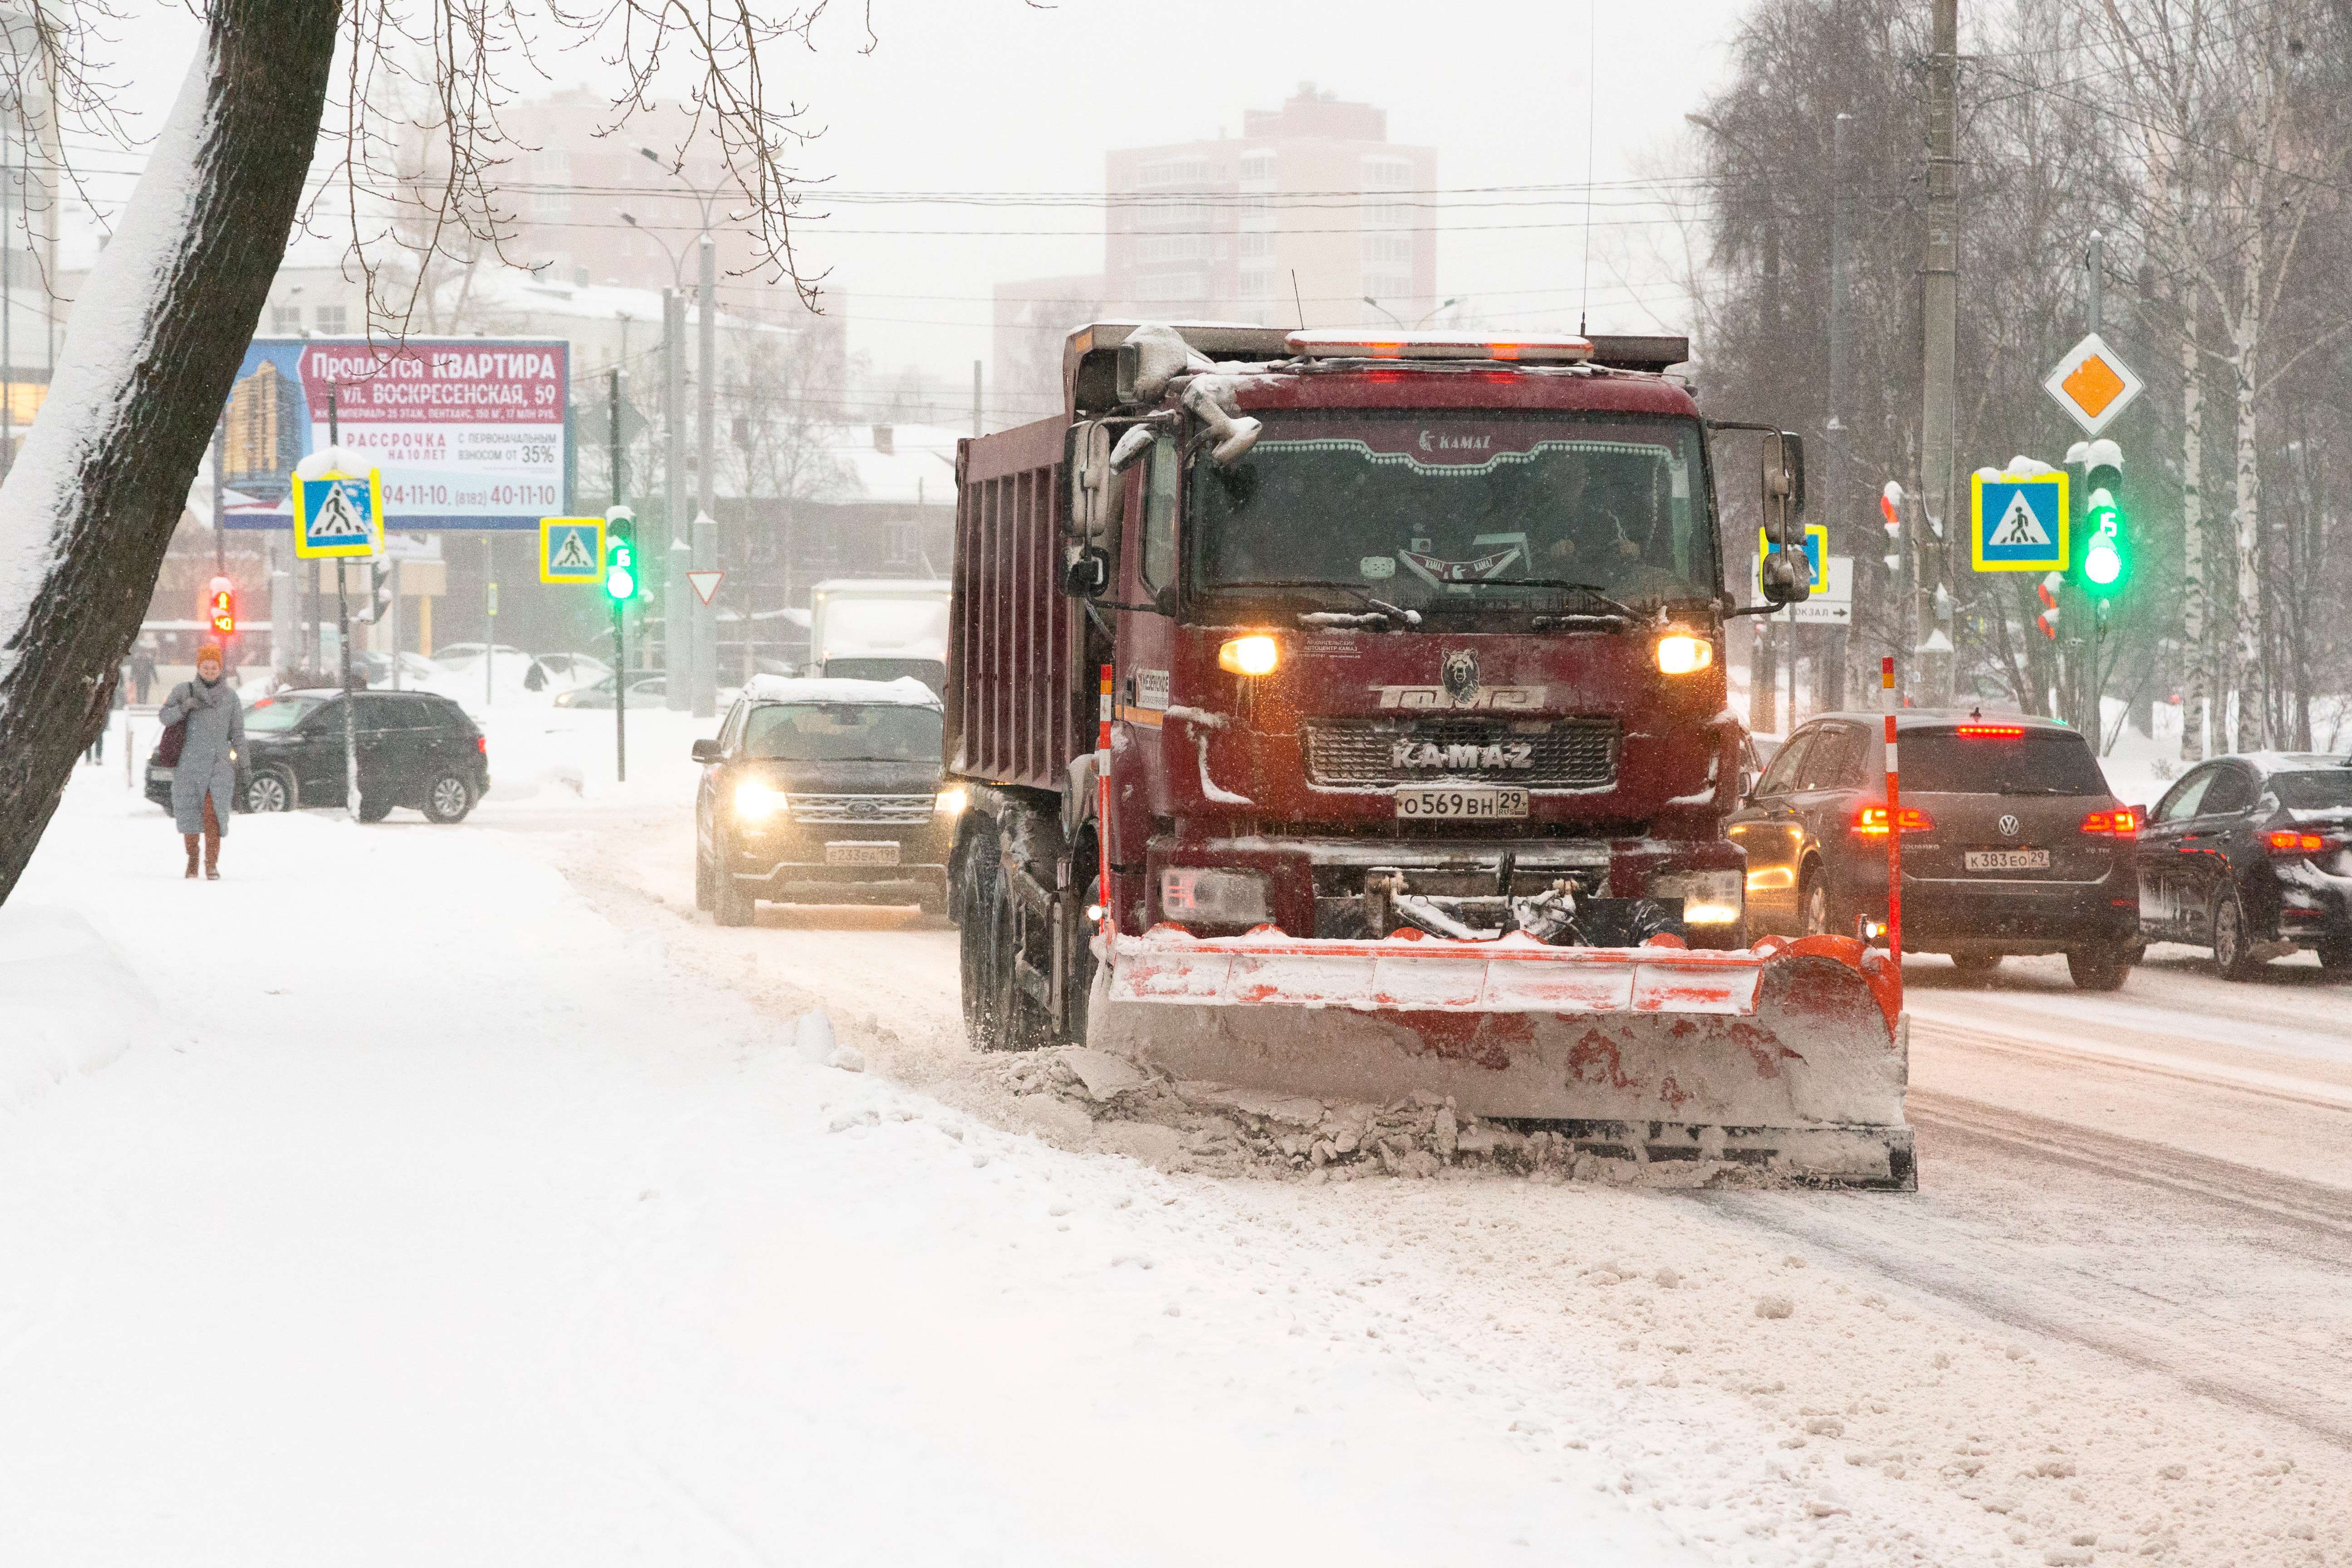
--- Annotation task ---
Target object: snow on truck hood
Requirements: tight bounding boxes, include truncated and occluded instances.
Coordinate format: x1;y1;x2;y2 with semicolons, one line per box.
739;675;941;708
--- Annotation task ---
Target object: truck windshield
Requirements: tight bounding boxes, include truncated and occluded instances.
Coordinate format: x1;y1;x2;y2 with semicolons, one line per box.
1189;411;1717;609
744;703;943;762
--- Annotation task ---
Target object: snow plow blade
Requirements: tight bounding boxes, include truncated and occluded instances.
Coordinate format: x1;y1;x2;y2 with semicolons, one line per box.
1089;928;1914;1189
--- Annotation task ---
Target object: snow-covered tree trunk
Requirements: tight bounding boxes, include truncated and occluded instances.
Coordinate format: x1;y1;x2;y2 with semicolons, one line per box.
2165;149;2209;764
0;0;341;903
2230;321;2264;751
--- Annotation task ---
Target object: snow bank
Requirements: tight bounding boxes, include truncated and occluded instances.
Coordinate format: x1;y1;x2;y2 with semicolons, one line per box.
0;903;158;1110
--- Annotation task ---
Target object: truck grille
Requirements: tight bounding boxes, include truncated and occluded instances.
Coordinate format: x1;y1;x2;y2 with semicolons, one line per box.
789;793;936;825
1303;719;1619;789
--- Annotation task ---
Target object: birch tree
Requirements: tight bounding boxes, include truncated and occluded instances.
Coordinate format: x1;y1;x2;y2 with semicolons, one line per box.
0;0;849;903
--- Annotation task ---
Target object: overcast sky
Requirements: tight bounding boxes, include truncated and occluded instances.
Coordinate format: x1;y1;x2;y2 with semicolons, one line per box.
64;0;1758;382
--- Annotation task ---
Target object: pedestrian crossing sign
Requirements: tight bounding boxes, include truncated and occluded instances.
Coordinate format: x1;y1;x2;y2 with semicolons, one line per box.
1970;471;2069;572
291;470;383;559
539;516;606;585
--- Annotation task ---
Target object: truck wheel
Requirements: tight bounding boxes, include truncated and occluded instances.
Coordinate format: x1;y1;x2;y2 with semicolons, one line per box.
959;821;1008;1048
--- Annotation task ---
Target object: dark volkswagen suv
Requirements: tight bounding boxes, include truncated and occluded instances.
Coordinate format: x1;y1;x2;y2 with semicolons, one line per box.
1729;711;2141;989
692;677;961;926
2135;752;2352;979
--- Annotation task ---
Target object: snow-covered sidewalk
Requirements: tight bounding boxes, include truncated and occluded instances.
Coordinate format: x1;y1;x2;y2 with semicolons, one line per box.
1;774;1699;1565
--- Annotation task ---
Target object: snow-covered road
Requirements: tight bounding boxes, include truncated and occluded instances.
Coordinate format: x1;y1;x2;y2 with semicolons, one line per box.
5;761;2348;1565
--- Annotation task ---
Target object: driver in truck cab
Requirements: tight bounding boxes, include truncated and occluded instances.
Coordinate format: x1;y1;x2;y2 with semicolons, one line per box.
1543;461;1645;567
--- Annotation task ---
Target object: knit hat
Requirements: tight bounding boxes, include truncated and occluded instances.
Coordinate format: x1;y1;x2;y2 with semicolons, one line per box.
196;643;224;666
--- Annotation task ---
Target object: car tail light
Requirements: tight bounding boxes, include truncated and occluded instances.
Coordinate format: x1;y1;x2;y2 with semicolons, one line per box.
1853;805;1934;835
2081;808;2139;837
1954;724;2025;738
2266;829;2327;855
476;735;487;755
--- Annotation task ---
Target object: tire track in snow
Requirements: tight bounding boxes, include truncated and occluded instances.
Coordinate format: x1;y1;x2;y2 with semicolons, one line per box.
1706;1102;2352;1453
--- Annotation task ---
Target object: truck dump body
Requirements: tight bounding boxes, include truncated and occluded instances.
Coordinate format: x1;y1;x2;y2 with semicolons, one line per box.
943;323;1913;1187
947;416;1083;791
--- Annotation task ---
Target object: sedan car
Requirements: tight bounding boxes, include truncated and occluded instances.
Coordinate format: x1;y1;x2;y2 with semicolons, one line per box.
2134;752;2352;978
692;676;959;925
553;671;665;709
230;688;487;822
1728;710;2142;989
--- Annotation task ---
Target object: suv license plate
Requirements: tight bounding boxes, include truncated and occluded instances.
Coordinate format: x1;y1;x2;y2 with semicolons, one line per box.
1395;787;1528;820
826;842;900;867
1964;849;2049;872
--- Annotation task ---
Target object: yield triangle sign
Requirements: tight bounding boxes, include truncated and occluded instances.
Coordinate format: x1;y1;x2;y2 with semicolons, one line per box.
687;570;725;605
1990;490;2050;547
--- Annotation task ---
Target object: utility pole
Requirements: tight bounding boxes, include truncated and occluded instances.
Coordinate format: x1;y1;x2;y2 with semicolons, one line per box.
2064;231;2106;738
971;359;983;438
692;235;717;718
662;286;688;711
1824;110;1855;715
1919;0;1960;704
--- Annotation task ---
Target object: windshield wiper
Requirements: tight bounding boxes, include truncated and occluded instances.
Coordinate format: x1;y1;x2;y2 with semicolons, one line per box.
1287;582;1422;629
1487;578;1640;625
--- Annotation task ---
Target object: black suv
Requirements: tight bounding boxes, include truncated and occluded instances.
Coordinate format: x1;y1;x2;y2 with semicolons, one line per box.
146;689;490;823
1728;710;2141;989
692;677;958;925
2134;752;2352;979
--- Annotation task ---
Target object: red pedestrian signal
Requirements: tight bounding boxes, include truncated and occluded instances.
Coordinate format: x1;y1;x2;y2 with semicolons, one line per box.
206;576;235;636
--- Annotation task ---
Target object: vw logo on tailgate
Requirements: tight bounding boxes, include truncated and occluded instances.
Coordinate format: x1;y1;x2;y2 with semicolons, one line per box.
1998;814;2020;838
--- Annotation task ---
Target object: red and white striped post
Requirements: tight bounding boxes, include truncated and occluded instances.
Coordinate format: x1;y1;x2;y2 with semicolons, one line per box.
1881;656;1903;1003
1097;664;1115;939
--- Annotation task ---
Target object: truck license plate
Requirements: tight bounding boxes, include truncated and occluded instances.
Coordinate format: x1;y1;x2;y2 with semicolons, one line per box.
825;842;900;867
1964;849;2048;872
1395;787;1528;820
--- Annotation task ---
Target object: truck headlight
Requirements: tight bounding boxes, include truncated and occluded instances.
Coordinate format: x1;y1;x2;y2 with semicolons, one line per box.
1649;868;1743;926
1655;632;1713;675
1217;634;1281;676
1160;867;1271;926
734;780;788;821
935;785;969;817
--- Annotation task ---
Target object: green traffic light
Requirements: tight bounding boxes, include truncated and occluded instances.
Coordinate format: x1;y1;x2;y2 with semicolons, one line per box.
2084;534;2122;587
605;543;637;601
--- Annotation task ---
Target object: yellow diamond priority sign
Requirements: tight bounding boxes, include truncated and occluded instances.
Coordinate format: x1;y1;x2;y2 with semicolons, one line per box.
2042;332;2143;436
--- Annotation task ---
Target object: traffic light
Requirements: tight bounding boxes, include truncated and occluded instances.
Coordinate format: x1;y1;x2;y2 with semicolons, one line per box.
206;576;235;637
2073;439;2126;596
1879;481;1903;574
604;514;637;601
2035;572;2062;639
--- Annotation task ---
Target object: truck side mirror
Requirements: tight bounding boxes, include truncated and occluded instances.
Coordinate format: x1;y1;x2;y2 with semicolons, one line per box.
1062;547;1110;598
1064;421;1113;544
1759;431;1811;605
1109;423;1156;473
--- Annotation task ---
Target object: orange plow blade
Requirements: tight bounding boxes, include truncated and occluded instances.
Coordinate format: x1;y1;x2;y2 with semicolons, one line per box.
1088;928;1913;1188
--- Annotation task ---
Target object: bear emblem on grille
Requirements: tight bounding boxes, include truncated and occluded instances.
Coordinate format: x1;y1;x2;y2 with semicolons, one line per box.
1441;649;1481;706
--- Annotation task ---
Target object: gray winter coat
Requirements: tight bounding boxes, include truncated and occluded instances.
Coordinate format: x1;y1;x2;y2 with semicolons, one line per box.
157;678;244;833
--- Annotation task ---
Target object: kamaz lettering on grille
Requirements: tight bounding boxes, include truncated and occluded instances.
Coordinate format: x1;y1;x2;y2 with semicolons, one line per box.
1391;740;1536;770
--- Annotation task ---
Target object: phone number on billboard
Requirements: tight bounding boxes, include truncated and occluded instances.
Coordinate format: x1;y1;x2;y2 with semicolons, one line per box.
382;482;560;509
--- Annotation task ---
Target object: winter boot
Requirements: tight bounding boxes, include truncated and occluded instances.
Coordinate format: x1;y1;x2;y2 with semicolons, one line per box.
201;795;221;880
183;835;200;879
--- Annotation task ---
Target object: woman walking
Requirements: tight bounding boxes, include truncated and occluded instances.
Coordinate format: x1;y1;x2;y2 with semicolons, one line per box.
157;643;244;880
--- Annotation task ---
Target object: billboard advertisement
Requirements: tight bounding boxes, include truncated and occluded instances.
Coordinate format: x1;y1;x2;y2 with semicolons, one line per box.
220;337;568;531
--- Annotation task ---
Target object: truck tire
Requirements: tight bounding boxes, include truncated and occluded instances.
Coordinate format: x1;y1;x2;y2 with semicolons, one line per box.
960;811;1053;1052
958;820;1009;1048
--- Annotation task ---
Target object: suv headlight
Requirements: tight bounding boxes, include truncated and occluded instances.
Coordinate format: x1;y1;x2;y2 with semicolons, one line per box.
734;780;788;821
1648;868;1743;926
1160;867;1271;927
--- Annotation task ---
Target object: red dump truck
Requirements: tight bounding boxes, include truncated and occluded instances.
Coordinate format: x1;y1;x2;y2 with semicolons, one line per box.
943;323;1911;1186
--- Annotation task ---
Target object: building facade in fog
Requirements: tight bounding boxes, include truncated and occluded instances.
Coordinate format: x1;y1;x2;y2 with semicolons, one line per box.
993;83;1439;423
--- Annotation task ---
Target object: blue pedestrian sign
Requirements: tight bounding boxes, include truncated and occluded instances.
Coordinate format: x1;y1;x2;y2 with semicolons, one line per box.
1970;472;2069;573
1754;523;1828;596
292;470;383;560
539;517;606;585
